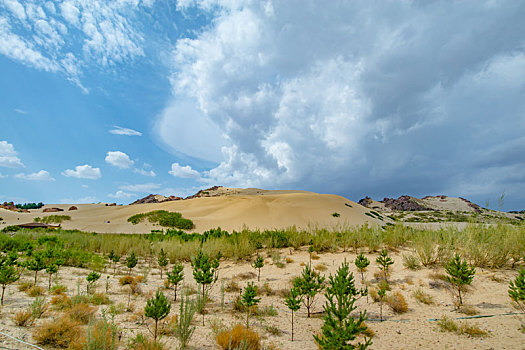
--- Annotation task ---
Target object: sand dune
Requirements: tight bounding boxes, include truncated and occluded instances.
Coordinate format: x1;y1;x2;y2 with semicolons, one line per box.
0;190;384;233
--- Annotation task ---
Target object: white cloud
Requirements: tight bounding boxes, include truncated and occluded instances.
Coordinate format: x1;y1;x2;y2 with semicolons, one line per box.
14;108;27;114
59;196;97;204
168;163;201;179
14;170;55;181
0;0;148;91
119;183;160;193
62;164;101;179
105;151;134;169
0;140;24;168
109;126;142;136
108;190;136;199
134;168;156;177
0;173;7;178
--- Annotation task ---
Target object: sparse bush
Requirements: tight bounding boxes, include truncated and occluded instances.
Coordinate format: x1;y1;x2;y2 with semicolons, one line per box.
69;302;97;324
413;288;434;305
18;281;32;292
33;315;83;348
252;255;264;281
314;263;328;272
126;333;164;350
13;310;34;326
402;254;420;270
216;324;261;350
437;316;488;337
376;249;394;283
51;294;72;310
27;285;46;297
85;313;120;350
167;261;184;301
508;267;525;330
175;292;197;349
31;296;48;318
91;292;112;305
226;280;241;293
119;275;134;286
386;291;408;313
51;284;68;295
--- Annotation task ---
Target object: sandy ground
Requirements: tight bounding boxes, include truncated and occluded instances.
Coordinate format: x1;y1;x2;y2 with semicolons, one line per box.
0;192;383;233
0;248;523;350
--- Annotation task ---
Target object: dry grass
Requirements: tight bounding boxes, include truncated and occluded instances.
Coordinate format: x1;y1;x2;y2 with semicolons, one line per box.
285;257;294;263
412;288;434;305
436;316;488;337
225;280;241;293
51;294;72;310
259;282;276;296
91;292;112;305
18;281;33;292
458;305;479;316
51;284;68;295
234;271;257;280
33;315;83;348
127;333;165;350
12;310;34;327
314;263;328;272
311;254;320;260
69;303;97;324
216;324;261;350
387;291;408;313
27;286;46;297
119;276;134;286
159;315;178;336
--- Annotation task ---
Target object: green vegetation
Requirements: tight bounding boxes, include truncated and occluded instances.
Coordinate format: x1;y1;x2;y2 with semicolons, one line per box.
175;292;197;349
314;260;371;349
240;282;260;328
0;262;19;304
293;264;325;318
145;290;171;342
34;215;71;224
166;262;184;301
252;255;264;282
157;248;168;279
128;210;194;230
376;249;394;283
284;287;301;341
508;268;525;331
86;271;101;294
445;254;475;307
191;250;220;325
14;202;44;209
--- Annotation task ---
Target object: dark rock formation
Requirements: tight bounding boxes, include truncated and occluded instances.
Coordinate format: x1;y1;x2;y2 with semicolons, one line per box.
43;207;64;213
68;206;78;211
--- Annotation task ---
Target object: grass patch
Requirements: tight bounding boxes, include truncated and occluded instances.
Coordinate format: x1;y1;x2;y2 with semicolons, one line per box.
413;288;434;305
127;210;194;230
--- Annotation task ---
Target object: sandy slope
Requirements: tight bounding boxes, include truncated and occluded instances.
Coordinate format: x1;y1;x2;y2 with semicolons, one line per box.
0;191;383;233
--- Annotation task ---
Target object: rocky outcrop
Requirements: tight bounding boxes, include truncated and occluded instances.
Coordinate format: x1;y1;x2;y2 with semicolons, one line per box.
130;194;182;205
359;195;432;211
459;197;483;213
43;207;64;213
68;206;78;211
358;196;374;207
185;186;223;200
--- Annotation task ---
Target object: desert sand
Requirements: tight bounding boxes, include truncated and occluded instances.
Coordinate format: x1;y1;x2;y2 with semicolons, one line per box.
0;190;384;233
0;248;523;349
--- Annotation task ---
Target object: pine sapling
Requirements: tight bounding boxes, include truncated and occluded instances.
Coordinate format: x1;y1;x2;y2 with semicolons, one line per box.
86;271;101;294
284;287;302;341
108;250;115;270
46;263;58;290
355;253;370;302
158;248;168;279
378;288;386;322
314;260;371;349
376;249;394;283
144;290;171;343
0;264;19;305
191;250;220;326
126;252;138;275
26;252;46;286
252;255;264;282
167;262;184;301
111;254;121;275
445;254;475;307
293;264;325;317
241;282;260;328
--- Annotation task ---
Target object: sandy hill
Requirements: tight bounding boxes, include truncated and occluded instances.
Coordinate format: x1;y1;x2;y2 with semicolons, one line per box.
0;188;385;233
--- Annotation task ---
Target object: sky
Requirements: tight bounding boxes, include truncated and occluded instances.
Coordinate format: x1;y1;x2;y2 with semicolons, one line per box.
0;0;524;211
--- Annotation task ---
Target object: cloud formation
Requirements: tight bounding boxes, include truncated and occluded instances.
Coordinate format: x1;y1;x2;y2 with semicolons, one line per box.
0;140;24;168
62;164;101;179
0;0;150;91
109;126;142;136
108;190;136;199
160;0;525;205
168;162;201;179
134;168;156;177
59;196;97;204
105;151;134;169
119;183;160;193
14;170;55;181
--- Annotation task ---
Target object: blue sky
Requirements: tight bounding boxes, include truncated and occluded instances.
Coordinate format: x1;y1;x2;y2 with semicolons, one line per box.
1;1;524;210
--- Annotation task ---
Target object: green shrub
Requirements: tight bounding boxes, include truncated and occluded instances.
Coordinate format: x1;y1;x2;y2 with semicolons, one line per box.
128;210;194;230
